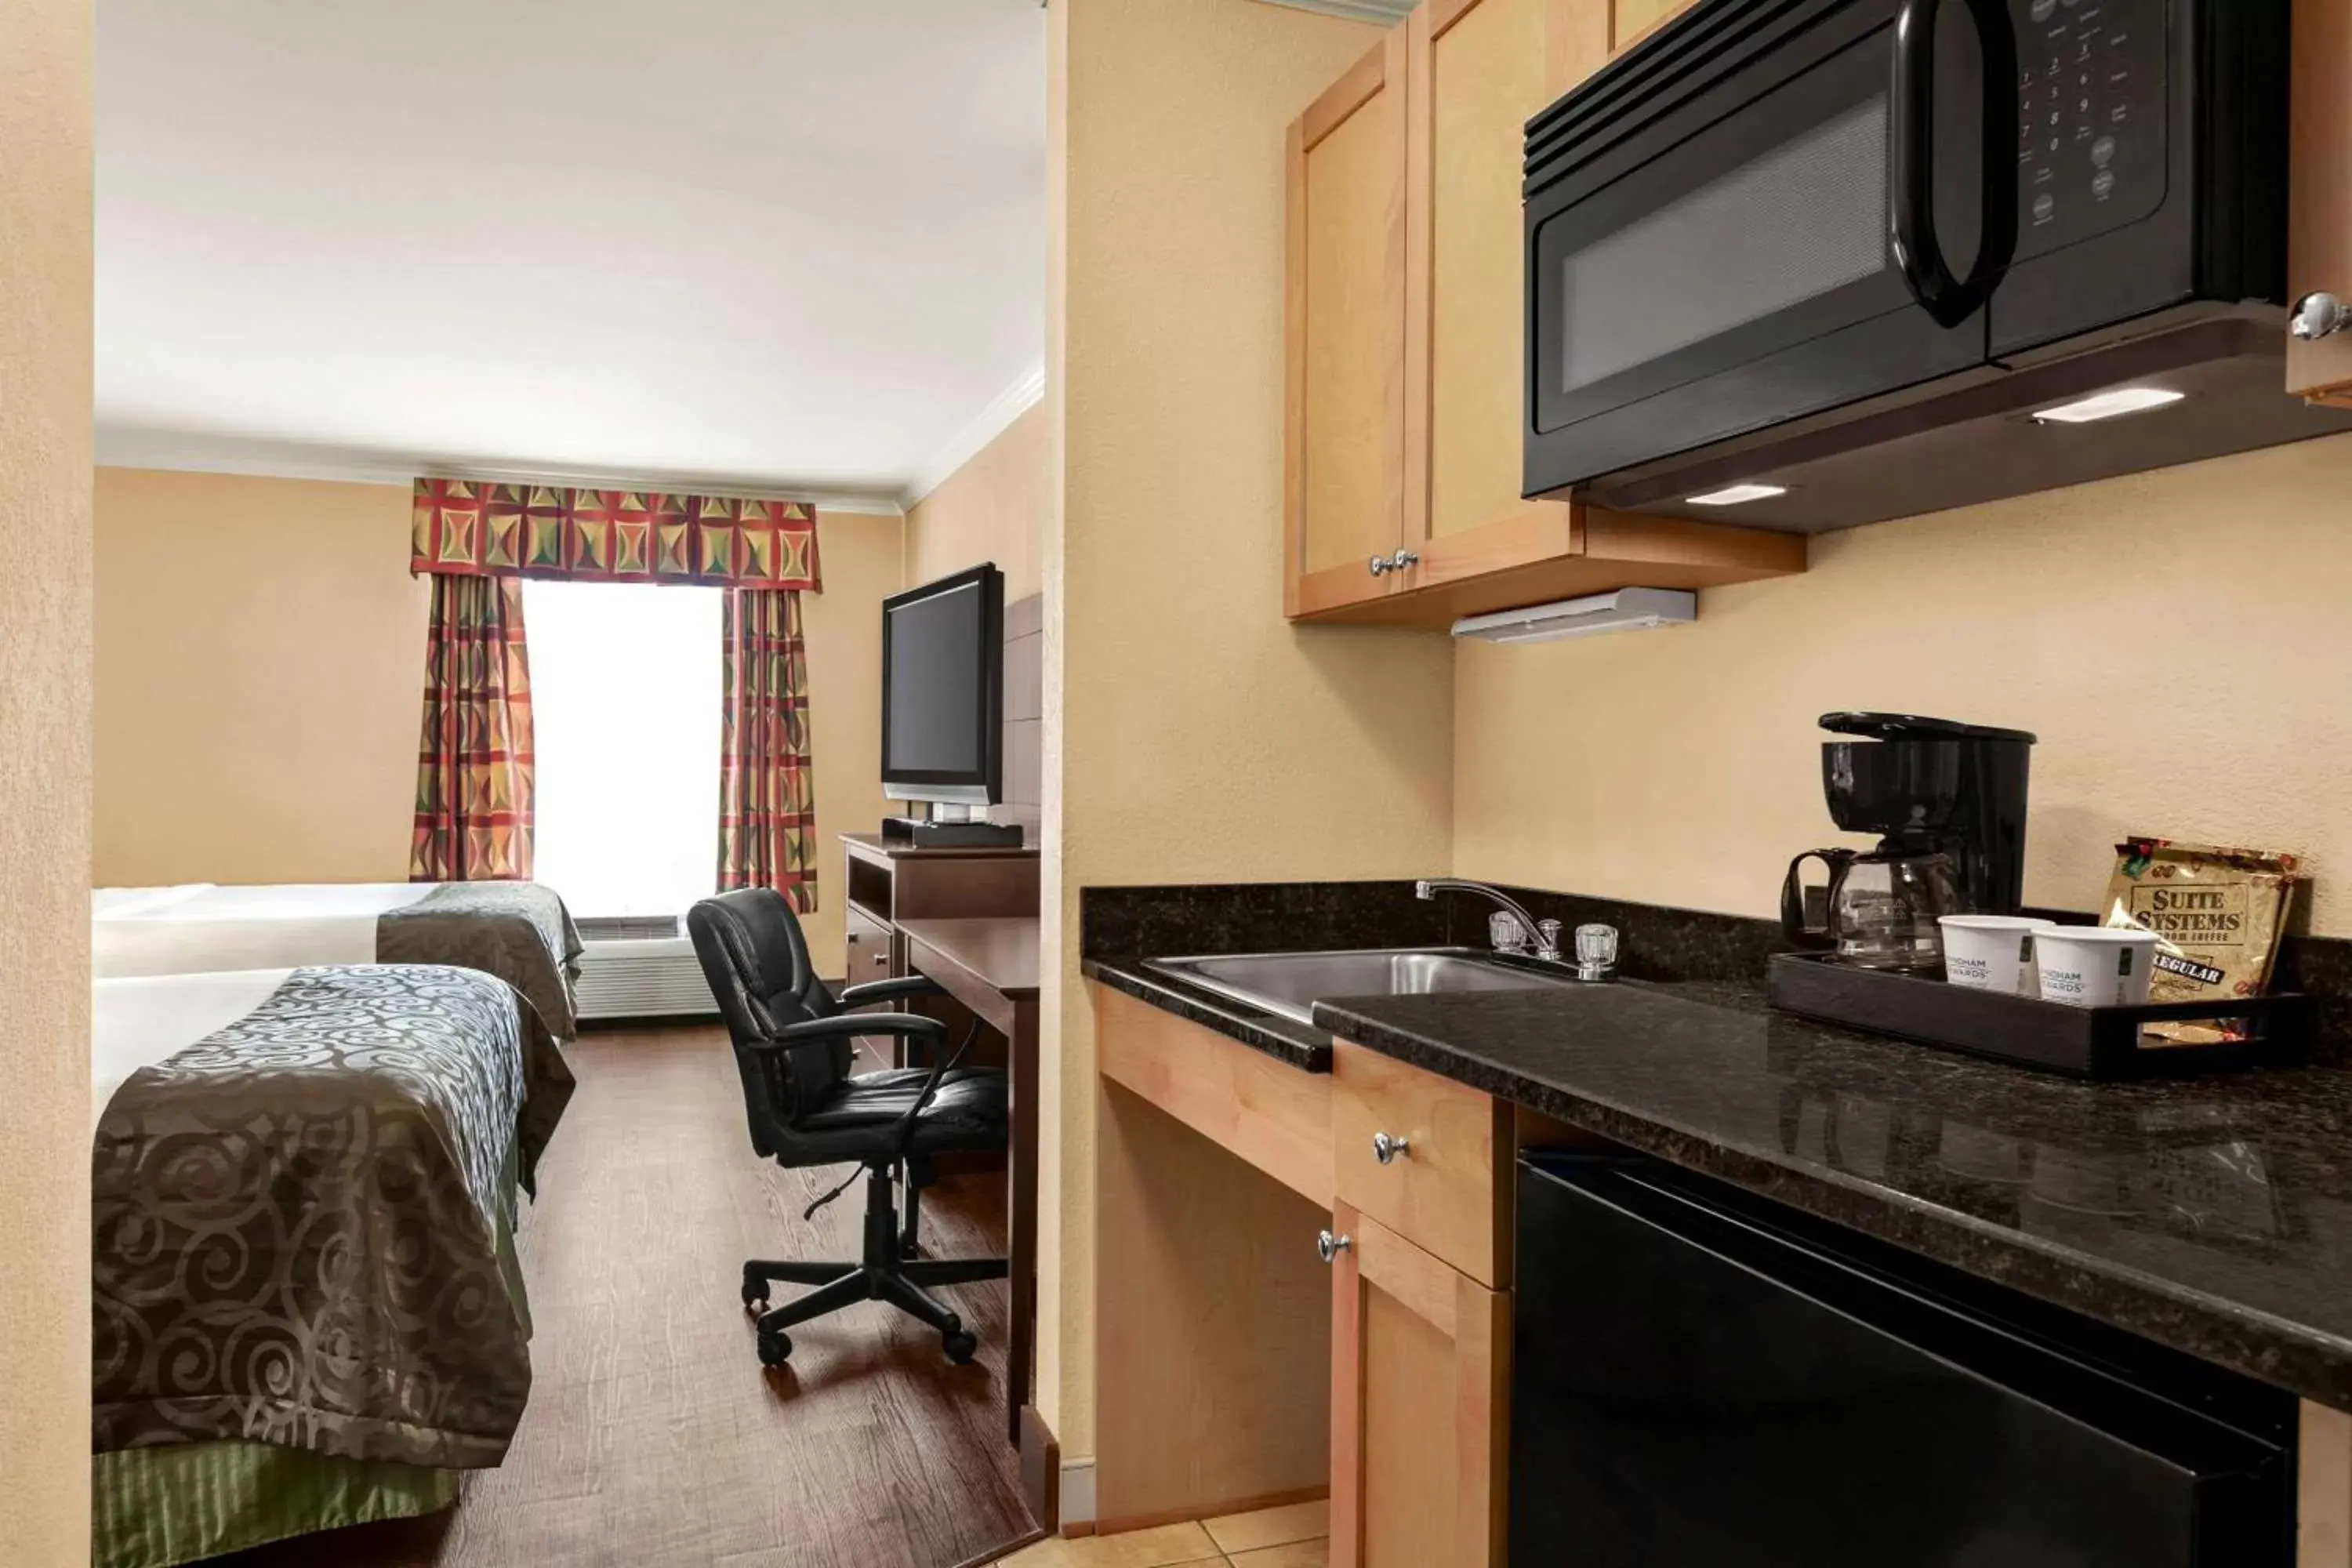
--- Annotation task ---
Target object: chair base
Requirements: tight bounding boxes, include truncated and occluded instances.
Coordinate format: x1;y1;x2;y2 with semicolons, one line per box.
742;1160;1007;1367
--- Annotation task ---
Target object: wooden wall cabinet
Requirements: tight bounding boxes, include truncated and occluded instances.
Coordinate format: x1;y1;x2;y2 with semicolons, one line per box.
2291;0;2352;405
1330;1204;1509;1568
1286;30;1411;620
1608;0;1694;53
1283;0;1803;628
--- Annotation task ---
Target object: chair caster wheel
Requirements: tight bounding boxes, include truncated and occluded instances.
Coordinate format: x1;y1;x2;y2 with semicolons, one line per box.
742;1280;768;1311
757;1329;793;1367
942;1329;978;1365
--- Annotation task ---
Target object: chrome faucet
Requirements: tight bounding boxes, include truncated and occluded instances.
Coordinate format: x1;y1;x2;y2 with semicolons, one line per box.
1417;879;1563;964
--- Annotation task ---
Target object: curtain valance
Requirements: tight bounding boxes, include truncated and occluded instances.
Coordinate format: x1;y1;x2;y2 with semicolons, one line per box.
411;479;822;592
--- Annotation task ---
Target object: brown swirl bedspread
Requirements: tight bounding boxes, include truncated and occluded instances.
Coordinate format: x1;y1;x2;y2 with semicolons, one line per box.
376;880;584;1038
92;964;575;1468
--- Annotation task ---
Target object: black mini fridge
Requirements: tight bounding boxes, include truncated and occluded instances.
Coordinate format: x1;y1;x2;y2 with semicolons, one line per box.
1512;1153;2295;1566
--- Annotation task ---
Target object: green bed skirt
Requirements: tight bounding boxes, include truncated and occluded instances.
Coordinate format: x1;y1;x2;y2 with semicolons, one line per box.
93;1440;460;1568
93;1144;529;1568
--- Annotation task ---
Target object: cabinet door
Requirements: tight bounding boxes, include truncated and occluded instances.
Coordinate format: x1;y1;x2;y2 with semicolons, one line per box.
2290;0;2352;404
1287;27;1410;619
1330;1205;1509;1568
1401;0;1596;599
1610;0;1695;52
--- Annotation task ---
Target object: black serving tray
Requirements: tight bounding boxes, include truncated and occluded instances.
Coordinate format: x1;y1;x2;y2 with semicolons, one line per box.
1766;953;2311;1079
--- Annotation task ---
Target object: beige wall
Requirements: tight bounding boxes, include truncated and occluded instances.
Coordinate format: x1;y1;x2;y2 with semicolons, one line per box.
96;470;427;886
1042;0;1457;1460
0;0;93;1558
904;400;1048;598
92;466;900;978
796;510;902;978
1455;434;2352;936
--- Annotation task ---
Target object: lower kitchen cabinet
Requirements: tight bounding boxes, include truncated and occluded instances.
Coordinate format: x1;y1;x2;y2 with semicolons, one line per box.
1329;1203;1509;1568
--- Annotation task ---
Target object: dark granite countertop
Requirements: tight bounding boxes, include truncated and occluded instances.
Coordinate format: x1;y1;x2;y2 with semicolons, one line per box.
1309;979;2352;1411
1077;878;2352;1410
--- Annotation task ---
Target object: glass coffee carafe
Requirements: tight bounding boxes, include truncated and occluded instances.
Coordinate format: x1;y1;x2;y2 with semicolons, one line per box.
1780;848;1965;971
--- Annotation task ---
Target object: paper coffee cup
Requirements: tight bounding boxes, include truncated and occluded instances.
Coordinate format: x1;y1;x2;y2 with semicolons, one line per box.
2032;926;2160;1008
1938;915;2056;995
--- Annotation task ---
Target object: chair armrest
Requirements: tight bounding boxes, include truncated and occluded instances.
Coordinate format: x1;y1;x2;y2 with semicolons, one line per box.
744;1014;948;1052
837;975;948;1008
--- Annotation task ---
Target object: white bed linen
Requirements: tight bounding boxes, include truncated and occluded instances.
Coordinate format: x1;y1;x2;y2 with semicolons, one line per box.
92;968;294;1133
92;884;212;919
92;881;437;978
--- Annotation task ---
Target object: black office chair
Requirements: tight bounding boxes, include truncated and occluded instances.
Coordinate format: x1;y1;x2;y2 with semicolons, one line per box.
688;888;1010;1367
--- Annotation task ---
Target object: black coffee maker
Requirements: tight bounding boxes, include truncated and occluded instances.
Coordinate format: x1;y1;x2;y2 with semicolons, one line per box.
1814;712;2037;915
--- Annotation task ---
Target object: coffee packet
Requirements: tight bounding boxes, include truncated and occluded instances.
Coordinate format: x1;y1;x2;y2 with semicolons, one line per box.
2104;839;2300;1036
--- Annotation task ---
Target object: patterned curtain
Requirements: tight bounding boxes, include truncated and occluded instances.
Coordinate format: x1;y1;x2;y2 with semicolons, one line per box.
718;589;817;912
412;480;820;591
412;575;535;882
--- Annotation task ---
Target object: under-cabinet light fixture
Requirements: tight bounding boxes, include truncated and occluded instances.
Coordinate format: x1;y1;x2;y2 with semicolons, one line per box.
1685;482;1789;506
1451;588;1697;646
2030;387;2187;424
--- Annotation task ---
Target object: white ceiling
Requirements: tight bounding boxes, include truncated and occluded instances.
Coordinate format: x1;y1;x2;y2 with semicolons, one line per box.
96;0;1047;510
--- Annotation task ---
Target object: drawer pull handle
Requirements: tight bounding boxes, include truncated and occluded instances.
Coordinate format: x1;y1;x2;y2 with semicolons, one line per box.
1317;1229;1352;1265
2293;292;2350;343
1372;1131;1411;1165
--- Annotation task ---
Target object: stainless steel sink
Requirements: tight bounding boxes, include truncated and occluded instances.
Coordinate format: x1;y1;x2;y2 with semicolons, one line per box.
1147;947;1577;1026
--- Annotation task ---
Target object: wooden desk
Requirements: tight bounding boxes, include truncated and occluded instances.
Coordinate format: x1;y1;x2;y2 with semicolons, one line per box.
840;830;1039;1071
901;917;1040;1454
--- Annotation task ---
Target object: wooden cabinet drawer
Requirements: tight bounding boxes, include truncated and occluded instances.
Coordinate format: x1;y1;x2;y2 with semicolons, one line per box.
843;908;895;985
841;909;898;1071
1331;1040;1511;1287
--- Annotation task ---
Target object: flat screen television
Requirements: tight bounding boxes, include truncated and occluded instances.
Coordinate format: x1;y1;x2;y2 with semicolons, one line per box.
880;564;1004;808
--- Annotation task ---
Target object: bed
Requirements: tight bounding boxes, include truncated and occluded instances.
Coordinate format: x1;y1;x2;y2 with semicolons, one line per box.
89;964;575;1568
93;880;585;1037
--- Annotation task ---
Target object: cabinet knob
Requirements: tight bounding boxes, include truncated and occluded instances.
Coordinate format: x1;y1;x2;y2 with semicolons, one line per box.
2292;292;2350;342
1317;1229;1352;1264
1367;548;1423;578
1371;1131;1411;1165
1367;552;1392;577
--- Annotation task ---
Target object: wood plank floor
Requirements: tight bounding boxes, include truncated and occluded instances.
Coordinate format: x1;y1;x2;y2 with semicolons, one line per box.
217;1024;1035;1568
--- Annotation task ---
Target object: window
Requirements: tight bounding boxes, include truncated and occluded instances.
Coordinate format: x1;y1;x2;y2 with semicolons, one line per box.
523;580;722;918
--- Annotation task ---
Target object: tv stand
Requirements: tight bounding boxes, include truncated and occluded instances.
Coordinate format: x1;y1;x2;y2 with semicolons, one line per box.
880;815;1027;849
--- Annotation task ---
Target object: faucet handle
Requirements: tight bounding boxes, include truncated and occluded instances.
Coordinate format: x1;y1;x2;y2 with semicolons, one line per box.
1488;911;1530;954
1574;924;1619;980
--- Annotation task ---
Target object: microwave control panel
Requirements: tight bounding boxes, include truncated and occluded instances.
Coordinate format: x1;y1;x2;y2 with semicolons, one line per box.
2014;0;2165;255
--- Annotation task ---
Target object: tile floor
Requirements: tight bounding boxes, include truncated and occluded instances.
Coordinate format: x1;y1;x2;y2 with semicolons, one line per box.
1000;1500;1328;1567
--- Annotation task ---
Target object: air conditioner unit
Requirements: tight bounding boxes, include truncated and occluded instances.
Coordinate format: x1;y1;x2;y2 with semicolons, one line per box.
573;915;718;1021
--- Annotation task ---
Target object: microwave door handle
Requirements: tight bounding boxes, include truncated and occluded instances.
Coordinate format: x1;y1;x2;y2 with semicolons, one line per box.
1890;0;2020;329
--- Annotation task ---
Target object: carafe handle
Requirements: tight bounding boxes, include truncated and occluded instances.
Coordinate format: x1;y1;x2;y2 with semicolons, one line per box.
1780;850;1849;950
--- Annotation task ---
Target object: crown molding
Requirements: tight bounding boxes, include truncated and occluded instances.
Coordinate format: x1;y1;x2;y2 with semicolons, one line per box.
93;426;906;516
1246;0;1416;23
899;361;1046;511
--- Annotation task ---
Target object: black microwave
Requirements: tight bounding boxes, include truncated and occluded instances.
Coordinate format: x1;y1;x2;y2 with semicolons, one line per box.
1522;0;2303;520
